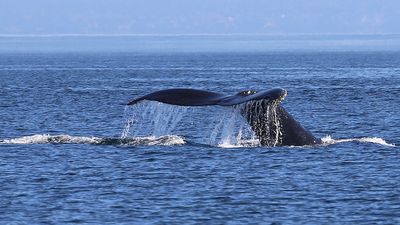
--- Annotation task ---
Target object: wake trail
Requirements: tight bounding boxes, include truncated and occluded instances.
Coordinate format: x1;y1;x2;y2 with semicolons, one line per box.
1;134;395;148
321;135;396;147
0;134;185;146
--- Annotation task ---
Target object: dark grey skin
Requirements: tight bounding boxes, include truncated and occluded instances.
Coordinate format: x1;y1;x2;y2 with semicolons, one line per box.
128;88;321;146
242;100;321;146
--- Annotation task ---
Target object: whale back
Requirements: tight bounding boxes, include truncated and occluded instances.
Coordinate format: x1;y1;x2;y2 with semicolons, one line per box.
241;101;320;146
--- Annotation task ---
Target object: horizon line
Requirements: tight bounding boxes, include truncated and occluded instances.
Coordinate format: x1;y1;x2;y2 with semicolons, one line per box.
0;33;400;38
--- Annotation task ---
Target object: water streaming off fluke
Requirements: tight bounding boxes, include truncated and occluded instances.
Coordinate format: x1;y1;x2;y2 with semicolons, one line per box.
122;100;291;147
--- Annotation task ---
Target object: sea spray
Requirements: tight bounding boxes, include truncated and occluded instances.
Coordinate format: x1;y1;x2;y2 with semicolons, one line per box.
122;101;188;138
212;106;259;147
123;101;260;147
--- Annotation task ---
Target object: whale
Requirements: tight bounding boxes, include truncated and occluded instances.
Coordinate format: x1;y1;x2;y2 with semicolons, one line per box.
127;88;321;146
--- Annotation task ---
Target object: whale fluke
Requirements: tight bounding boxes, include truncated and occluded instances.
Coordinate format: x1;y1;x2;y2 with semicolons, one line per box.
127;88;321;146
127;88;287;106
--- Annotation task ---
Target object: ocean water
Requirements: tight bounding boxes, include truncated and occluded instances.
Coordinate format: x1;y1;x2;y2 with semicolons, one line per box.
1;36;400;224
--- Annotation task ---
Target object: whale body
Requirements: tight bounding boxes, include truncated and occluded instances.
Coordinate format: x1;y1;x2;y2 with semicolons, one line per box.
127;88;321;146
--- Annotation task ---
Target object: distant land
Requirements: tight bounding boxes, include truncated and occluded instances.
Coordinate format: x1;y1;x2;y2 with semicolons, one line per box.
0;34;400;53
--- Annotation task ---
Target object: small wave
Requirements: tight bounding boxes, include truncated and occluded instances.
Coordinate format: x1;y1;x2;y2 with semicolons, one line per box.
0;134;185;146
321;135;396;147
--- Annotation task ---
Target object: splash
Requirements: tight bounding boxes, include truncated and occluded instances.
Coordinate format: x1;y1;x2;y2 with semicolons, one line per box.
122;100;397;148
209;106;260;147
122;102;188;138
0;134;185;146
123;101;262;147
321;135;396;147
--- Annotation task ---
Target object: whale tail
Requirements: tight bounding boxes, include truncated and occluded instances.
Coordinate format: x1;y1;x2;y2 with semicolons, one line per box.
127;88;320;146
127;88;287;106
241;101;321;146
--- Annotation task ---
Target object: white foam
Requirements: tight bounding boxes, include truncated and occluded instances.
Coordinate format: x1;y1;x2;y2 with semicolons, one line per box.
0;134;101;144
134;135;186;146
218;139;260;148
321;135;396;147
0;134;185;146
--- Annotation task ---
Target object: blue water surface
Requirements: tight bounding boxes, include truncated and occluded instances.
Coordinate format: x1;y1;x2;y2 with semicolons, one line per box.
0;36;400;224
